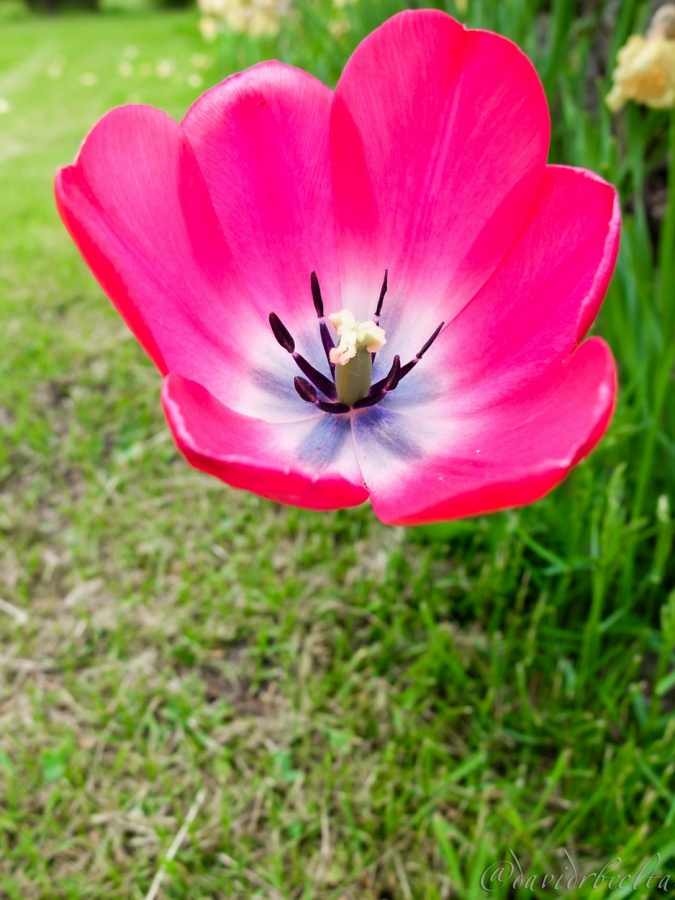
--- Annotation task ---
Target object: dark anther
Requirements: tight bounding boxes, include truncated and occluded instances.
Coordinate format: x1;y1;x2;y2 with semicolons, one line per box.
310;271;336;375
374;269;388;323
371;269;389;362
310;271;324;317
293;356;336;399
269;312;295;352
354;355;401;409
368;352;403;397
417;322;444;357
270;312;337;399
294;376;317;404
399;321;444;380
385;354;401;391
294;377;350;415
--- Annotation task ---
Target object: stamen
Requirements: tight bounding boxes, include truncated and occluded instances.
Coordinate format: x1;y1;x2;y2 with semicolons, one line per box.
372;269;388;362
310;270;325;317
374;269;388;324
293;356;336;400
269;311;295;352
317;400;351;414
269;312;337;399
294;377;350;415
398;321;444;380
311;271;336;376
294;375;317;404
353;355;401;409
368;354;403;397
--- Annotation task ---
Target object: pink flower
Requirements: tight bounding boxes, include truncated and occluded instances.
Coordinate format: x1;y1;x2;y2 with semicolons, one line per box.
55;10;619;525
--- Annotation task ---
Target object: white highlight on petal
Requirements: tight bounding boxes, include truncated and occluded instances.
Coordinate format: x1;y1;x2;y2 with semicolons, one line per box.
328;308;386;366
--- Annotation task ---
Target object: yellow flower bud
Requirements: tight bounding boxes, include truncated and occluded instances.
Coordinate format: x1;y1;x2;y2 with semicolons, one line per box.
607;6;675;111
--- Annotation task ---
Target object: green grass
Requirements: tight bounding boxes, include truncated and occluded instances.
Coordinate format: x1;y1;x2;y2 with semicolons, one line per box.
0;0;674;897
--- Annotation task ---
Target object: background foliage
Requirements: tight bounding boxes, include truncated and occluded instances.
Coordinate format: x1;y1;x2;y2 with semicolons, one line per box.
0;0;673;896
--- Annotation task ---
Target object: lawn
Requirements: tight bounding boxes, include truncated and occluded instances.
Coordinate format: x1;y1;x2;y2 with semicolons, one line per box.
0;0;674;897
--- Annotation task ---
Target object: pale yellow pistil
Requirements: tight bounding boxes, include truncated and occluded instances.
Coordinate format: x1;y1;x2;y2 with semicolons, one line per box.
328;309;386;406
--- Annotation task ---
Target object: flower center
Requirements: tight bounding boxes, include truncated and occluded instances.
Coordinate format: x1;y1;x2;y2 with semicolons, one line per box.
328;309;386;405
268;271;443;415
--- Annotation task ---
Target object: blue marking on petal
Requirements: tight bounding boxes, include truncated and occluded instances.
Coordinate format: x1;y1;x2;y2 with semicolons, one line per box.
297;413;352;469
384;371;442;408
252;366;295;397
354;405;422;461
251;366;307;415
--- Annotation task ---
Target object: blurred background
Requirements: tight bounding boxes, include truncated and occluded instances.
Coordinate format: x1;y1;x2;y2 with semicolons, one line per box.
0;0;674;897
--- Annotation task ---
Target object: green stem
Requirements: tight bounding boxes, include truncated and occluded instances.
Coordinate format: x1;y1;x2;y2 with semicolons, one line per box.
658;112;675;336
577;569;606;707
649;591;675;727
631;112;675;521
622;111;675;601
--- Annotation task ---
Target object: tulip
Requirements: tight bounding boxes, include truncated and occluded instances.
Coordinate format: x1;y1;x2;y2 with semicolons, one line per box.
56;10;619;524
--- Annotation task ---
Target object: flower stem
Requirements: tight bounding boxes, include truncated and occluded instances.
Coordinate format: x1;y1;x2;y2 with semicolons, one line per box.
622;110;675;600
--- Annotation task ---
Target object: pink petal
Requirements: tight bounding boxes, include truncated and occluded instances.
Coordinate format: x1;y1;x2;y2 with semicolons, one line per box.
55;105;257;398
356;338;616;525
182;61;340;340
437;165;620;408
331;9;550;360
162;374;368;511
